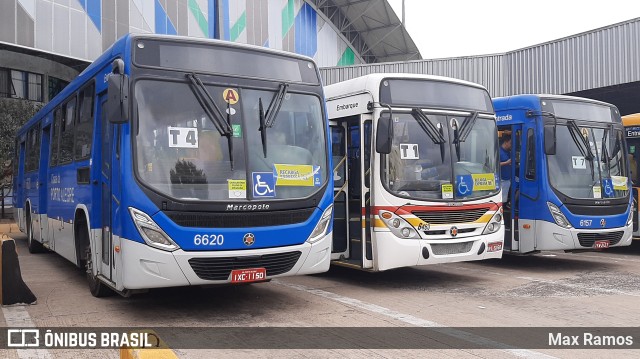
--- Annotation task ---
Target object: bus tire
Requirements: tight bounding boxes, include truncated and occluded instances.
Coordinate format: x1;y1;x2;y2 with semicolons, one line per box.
26;209;43;254
83;232;114;298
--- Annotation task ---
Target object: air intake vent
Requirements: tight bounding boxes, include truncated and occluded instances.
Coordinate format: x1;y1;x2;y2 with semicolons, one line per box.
413;208;488;224
577;231;624;247
188;251;302;280
430;242;474;255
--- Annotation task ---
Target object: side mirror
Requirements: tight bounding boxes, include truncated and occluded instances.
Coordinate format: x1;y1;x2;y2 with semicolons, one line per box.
107;62;130;124
376;113;393;154
544;125;556;155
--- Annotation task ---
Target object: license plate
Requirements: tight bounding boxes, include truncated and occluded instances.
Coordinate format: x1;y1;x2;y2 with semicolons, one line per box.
594;240;610;249
230;268;267;283
488;241;503;252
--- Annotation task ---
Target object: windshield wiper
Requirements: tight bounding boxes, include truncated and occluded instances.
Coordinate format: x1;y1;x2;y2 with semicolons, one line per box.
453;111;479;160
566;120;595;181
258;83;289;158
186;73;234;170
567;120;594;160
601;127;612;178
410;109;446;144
411;109;446;162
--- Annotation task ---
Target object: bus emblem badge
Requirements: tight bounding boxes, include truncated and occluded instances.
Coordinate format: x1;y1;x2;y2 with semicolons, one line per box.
242;233;256;247
450;226;458;237
243;233;255;246
600;219;606;227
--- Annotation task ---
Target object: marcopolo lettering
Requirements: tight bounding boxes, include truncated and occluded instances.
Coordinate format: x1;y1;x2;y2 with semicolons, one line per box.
336;102;359;111
226;204;270;211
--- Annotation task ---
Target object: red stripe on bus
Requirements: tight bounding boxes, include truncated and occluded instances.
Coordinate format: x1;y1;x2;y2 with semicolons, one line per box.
363;203;500;215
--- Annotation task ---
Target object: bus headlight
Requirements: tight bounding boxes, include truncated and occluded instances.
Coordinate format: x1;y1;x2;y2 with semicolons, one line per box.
379;210;420;239
627;202;634;226
308;205;333;244
129;207;179;251
547;202;572;229
482;207;503;235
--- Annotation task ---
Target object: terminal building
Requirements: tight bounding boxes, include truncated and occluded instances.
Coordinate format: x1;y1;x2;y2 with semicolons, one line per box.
0;0;419;102
0;1;638;114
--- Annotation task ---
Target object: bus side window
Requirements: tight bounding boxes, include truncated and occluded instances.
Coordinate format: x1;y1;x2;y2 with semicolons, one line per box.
60;96;77;164
50;107;62;166
525;128;536;180
75;83;94;160
25;125;40;172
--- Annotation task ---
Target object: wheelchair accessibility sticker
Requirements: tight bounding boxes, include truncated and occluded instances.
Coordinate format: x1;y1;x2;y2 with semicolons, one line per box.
456;175;472;196
252;172;276;198
602;178;614;198
456;173;496;196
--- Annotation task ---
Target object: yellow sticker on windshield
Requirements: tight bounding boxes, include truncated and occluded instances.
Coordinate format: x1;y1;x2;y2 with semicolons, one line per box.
274;164;321;187
223;88;239;104
228;179;246;199
441;184;454;199
471;173;496;191
612;175;628;190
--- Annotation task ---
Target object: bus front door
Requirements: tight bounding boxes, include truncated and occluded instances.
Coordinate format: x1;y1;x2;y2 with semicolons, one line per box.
515;126;538;253
98;95;116;283
330;123;349;260
16;140;25;230
330;117;373;269
502;125;521;252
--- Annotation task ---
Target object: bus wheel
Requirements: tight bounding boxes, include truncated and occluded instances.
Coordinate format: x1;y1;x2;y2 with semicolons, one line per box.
85;243;114;298
26;211;43;253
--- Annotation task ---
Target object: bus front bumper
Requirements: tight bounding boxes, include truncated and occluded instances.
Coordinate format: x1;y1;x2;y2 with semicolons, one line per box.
374;229;504;271
536;221;633;251
119;232;331;290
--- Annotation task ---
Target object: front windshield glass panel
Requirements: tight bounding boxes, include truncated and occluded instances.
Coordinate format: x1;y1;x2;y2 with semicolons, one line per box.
543;99;628;200
382;111;499;200
135;80;327;201
547;125;628;199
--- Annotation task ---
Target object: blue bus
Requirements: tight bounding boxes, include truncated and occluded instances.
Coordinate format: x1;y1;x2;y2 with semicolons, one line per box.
493;94;633;254
13;34;333;297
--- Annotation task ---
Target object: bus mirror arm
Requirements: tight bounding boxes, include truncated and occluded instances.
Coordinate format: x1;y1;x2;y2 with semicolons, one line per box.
376;104;393;154
107;71;130;124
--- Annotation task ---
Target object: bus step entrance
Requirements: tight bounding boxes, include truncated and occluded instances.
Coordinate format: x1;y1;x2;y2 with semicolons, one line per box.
332;258;372;271
503;206;520;252
350;238;363;260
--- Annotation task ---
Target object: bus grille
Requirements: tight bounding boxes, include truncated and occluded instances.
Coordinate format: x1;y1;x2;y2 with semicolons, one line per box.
577;231;624;247
188;251;302;281
413;208;488;224
430;242;474;255
166;208;314;228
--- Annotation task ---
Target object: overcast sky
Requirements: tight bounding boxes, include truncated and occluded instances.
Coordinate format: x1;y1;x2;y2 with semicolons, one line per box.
387;0;640;59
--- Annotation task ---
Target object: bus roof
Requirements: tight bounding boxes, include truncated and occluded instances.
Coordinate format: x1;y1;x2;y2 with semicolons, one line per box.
17;33;319;138
493;93;616;112
623;113;640;127
323;73;487;103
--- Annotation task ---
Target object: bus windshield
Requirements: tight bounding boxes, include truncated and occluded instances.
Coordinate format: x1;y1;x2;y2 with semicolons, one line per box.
134;80;327;201
548;124;628;199
382;111;499;200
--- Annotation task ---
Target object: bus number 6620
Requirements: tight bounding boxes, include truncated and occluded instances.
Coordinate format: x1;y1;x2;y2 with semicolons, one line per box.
194;234;224;246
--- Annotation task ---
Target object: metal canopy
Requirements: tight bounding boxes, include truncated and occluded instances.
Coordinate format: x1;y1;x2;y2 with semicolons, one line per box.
0;41;90;72
310;0;422;63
